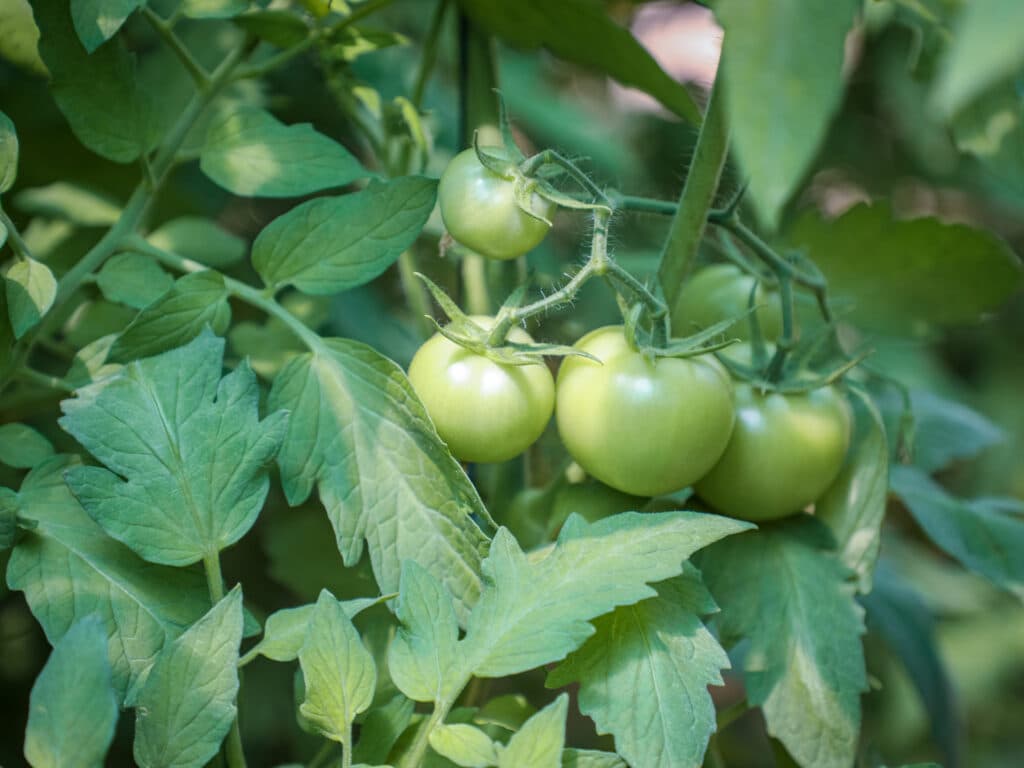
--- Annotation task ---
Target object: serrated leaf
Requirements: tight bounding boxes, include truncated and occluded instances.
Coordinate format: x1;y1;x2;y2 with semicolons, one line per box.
248;594;389;663
148;217;247;268
252;176;436;294
6;456;211;700
60;331;287;566
15;182;120;226
497;694;567;768
787;202;1024;331
267;337;491;623
200;107;364;197
932;0;1024;116
698;519;867;768
455;0;699;123
134;587;243;768
0;109;17;193
429;723;498;768
0;0;46;75
714;0;858;228
183;0;249;19
890;465;1024;599
817;388;889;593
109;270;231;362
70;0;143;53
33;0;152;163
233;10;309;48
909;390;1005;473
548;570;728;768
0;423;55;469
560;749;627;768
5;256;57;338
96;252;174;309
298;589;377;744
24;615;118;768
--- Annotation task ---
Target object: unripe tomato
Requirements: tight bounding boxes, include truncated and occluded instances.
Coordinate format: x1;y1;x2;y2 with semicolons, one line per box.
671;264;782;341
695;383;853;521
555;326;736;497
438;148;554;261
552;479;647;525
408;317;554;463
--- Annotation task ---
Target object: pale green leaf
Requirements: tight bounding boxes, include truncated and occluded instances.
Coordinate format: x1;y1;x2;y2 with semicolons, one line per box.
6;456;211;699
0;0;46;75
5;256;57;338
24;615;118;768
70;0;143;53
33;0;151;163
890;465;1024;599
248;594;390;662
455;0;699;123
698;519;867;768
60;331;287;565
298;589;377;744
148;216;247;268
15;182;121;226
96;252;174;309
816;388;890;593
497;694;567;768
787;202;1024;331
933;0;1024;116
183;0;249;19
267;338;491;623
561;750;627;768
714;0;859;228
0;422;55;469
200;107;364;197
548;570;728;768
134;587;244;768
429;723;498;768
0;109;17;193
109;270;231;362
252;176;436;294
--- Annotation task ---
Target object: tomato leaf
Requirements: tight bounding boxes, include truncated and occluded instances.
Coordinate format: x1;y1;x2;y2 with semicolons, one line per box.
428;723;499;768
5;456;211;700
698;518;867;768
907;390;1005;474
253;176;437;294
787;202;1024;331
497;695;568;768
267;337;492;624
560;750;627;768
0;423;55;469
23;615;119;768
182;0;249;19
14;182;121;226
96;252;175;310
147;217;247;268
70;0;143;53
547;568;728;768
816;387;890;593
200;107;365;197
0;0;46;75
109;270;231;363
0;109;17;193
133;587;244;768
5;256;57;339
60;331;288;566
890;465;1024;600
714;0;859;228
454;0;699;124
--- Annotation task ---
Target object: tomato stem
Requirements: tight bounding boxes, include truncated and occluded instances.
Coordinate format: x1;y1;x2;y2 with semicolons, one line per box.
142;7;211;90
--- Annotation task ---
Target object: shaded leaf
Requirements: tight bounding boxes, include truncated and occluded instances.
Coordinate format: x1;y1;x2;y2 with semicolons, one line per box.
5;256;57;338
96;252;175;309
428;723;498;768
15;182;120;226
148;217;247;268
70;0;143;53
560;750;627;768
909;390;1004;473
0;423;55;469
183;0;249;19
498;694;567;768
0;108;17;193
233;10;309;49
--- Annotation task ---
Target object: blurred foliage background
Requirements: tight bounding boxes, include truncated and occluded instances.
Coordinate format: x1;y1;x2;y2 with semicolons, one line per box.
2;0;1023;766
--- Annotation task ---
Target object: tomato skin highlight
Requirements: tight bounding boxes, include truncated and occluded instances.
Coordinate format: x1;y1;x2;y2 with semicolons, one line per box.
438;148;554;261
695;383;853;521
408;317;555;463
671;264;782;341
555;326;736;497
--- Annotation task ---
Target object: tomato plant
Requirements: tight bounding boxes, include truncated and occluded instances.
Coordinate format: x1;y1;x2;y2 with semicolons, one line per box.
671;263;783;340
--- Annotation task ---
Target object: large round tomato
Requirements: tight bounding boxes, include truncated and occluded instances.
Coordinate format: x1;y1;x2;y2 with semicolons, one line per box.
695;383;853;521
408;317;554;463
671;264;782;341
556;326;736;497
438;148;554;261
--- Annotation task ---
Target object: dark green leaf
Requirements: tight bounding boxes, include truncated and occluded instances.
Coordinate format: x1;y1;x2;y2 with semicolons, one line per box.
24;615;119;768
0;109;17;193
148;217;247;268
233;10;309;48
96;252;175;309
5;256;57;339
253;176;437;294
61;331;287;566
70;0;143;53
182;0;249;19
109;270;231;363
351;694;415;765
200;107;365;197
455;0;700;123
788;202;1023;331
714;0;859;228
0;423;55;469
0;486;16;550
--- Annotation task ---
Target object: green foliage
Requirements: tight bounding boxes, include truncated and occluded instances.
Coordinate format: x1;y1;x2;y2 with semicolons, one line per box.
70;0;143;54
96;252;174;309
0;109;16;193
0;423;54;469
5;257;57;338
146;217;246;268
14;182;121;226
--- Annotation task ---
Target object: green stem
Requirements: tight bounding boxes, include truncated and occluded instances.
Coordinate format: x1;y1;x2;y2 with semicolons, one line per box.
703;733;726;768
715;697;748;732
396;699;455;768
398;251;434;338
14;367;74;393
462;254;491;315
0;206;33;261
308;741;337;768
611;195;676;216
656;67;729;310
519;149;611;204
411;0;450;109
766;275;795;382
142;7;211;89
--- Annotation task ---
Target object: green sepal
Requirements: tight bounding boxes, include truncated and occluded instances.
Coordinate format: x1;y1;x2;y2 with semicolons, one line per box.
471;131;515;179
496;92;526;165
534;179;612;216
513;177;552;227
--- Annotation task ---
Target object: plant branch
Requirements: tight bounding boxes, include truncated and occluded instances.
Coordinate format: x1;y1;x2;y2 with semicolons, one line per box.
412;0;450;109
0;206;33;261
519;149;611;204
143;7;211;90
14;367;74;393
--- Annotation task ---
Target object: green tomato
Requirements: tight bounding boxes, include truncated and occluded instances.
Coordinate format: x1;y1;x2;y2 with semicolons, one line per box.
556;326;736;497
408;317;554;463
551;479;646;527
695;383;853;521
671;264;782;341
438;148;554;261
